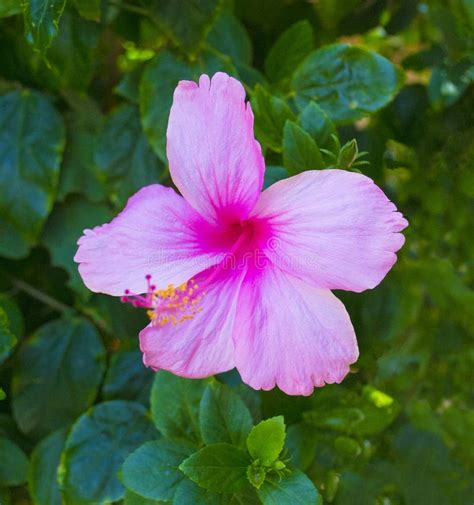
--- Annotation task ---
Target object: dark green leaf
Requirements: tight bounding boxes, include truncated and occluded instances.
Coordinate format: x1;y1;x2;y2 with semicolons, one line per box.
95;103;163;207
298;101;336;148
180;443;250;493
59;400;156;505
263;165;288;189
251;85;296;152
0;307;17;365
292;43;404;123
0;90;65;258
264;20;313;83
0;437;28;486
285;423;317;471
428;58;474;109
150;0;222;52
283;120;324;174
150;371;207;444
102;350;153;405
247;416;285;466
139;51;195;161
257;470;322;505
44;11;100;91
122;440;195;501
0;0;21;17
199;382;253;448
22;0;66;51
12;317;106;438
28;429;67;505
57;94;105;202
207;12;252;65
72;0;101;21
42;197;113;298
123;489;164;504
174;479;226;505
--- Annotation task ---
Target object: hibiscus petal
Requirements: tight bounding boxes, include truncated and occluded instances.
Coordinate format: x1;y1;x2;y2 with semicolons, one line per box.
139;268;246;377
252;169;408;292
233;268;358;396
167;72;264;224
74;184;226;296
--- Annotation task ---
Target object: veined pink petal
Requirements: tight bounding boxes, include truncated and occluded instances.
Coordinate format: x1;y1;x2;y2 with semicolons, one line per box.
139;267;246;377
252;169;408;292
167;73;264;224
74;184;227;296
233;268;358;396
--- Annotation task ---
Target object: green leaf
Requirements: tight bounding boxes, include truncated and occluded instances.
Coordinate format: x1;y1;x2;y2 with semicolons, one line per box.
207;12;252;65
102;350;153;405
22;0;66;51
41;197;113;298
150;371;207;444
246;416;286;467
180;443;250;493
285;423;317;471
283;120;324;174
0;388;5;401
174;479;226;505
298;101;336;148
0;308;17;365
0;90;65;258
122;440;195;501
428;58;474;109
303;386;401;436
264;20;314;83
57;94;105;202
0;437;29;486
251;85;296;152
12;317;106;438
95;103;163;207
263;165;288;189
59;400;156;505
0;0;21;17
0;293;25;338
124;489;164;504
28;429;67;505
257;470;322;505
139;51;195;161
72;0;101;21
150;0;222;52
336;139;359;169
44;11;100;91
292;43;404;123
199;382;253;448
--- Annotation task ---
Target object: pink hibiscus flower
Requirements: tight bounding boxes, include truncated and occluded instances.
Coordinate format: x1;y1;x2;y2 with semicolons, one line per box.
75;73;408;396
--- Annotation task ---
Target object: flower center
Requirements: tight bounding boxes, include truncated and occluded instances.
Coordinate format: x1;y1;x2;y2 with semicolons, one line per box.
121;275;204;327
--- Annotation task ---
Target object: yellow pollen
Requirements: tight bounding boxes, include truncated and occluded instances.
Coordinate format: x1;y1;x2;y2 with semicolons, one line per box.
147;280;204;327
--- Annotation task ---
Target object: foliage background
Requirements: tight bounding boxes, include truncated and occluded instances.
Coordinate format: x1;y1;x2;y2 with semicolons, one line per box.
0;0;473;504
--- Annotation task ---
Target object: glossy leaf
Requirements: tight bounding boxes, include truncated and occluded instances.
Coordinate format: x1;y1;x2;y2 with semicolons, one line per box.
28;429;67;505
292;43;404;123
0;437;28;486
12;318;106;437
102;350;153;405
247;416;286;467
199;382;253;448
257;470;322;505
251;85;296;152
150;371;207;444
264;20;314;83
22;0;66;51
95;103;163;207
0;90;65;258
180;443;250;493
150;0;221;52
122;440;195;501
59;401;156;504
282;120;325;174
